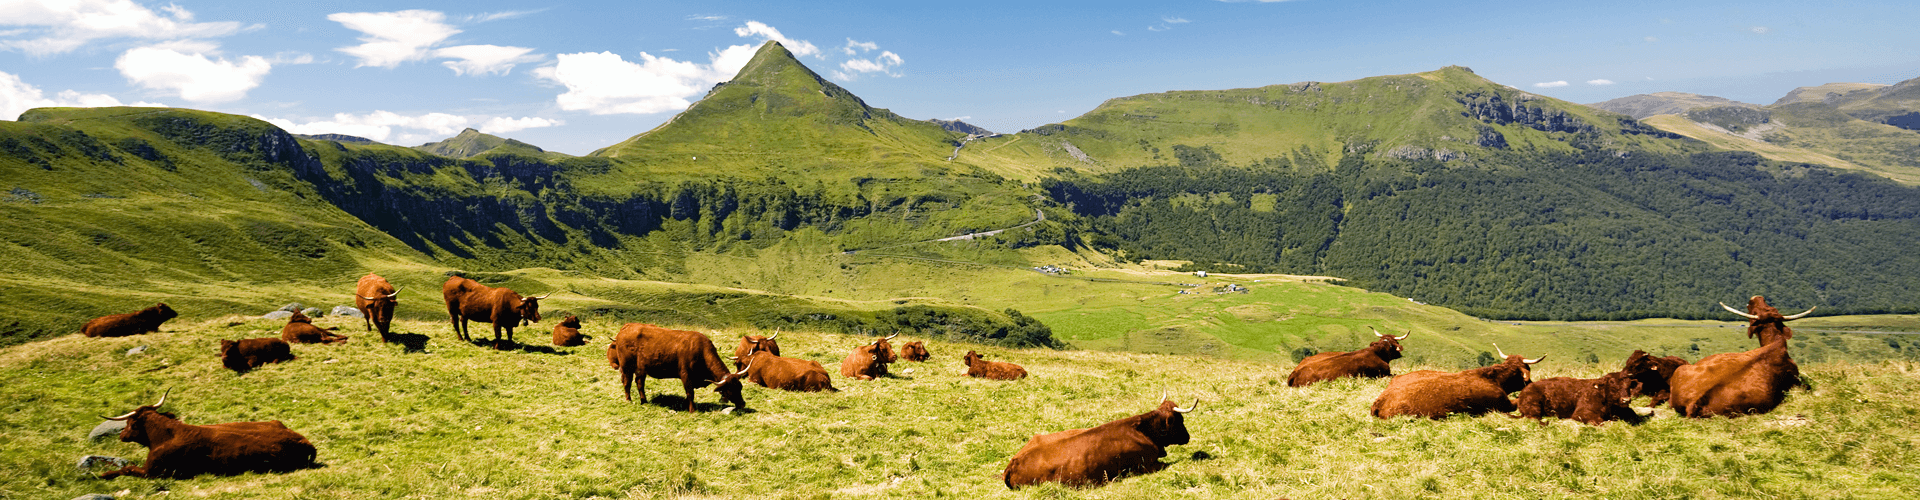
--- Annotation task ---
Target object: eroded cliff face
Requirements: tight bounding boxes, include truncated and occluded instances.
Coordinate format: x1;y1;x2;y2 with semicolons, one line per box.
1456;91;1595;135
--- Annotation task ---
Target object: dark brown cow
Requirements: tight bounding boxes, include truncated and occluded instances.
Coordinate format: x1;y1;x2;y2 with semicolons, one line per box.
1286;326;1408;387
605;323;748;412
1668;296;1812;418
97;391;318;479
1619;349;1690;408
219;338;294;374
82;303;177;338
964;350;1029;380
1002;395;1197;489
1371;345;1542;419
280;312;348;344
732;330;781;370
1513;372;1644;426
738;349;838;392
354;273;400;343
899;341;932;362
552;315;587;346
839;332;898;381
442;275;548;348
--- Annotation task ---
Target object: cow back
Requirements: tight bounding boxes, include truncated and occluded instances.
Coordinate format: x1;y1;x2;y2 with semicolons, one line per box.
1287;349;1393;387
1372;368;1518;419
1003;402;1185;489
1668;341;1798;417
745;351;835;392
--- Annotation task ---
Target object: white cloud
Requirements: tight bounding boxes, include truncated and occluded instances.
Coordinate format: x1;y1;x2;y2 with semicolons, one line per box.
842;38;878;55
0;70;164;120
329;10;461;68
116;45;270;103
1148;25;1170;32
1162;17;1190;24
482;116;561;134
435;44;541;76
466;9;544;23
1587;79;1615;86
254;110;559;144
734;21;818;58
534;46;754;115
0;0;245;56
1751;26;1770;34
1112;30;1125;36
833;51;903;81
1532;81;1569;88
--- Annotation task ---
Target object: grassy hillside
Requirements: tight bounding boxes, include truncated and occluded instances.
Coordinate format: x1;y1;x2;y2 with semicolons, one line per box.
3;316;1916;499
1621;77;1920;186
1587;92;1758;120
411;128;569;160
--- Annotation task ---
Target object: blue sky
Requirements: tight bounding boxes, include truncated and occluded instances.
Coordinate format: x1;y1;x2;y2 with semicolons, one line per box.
4;0;1918;155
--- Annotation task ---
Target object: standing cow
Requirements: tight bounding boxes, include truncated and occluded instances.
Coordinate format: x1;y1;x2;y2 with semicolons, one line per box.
280;311;348;344
97;390;318;479
442;275;548;348
353;273;400;343
606;323;748;412
964;350;1029;380
839;332;898;381
1371;344;1542;419
219;338;294;374
1667;296;1812;418
1002;395;1198;489
732;330;781;370
552;315;587;346
1286;326;1408;387
82;303;177;338
899;341;932;362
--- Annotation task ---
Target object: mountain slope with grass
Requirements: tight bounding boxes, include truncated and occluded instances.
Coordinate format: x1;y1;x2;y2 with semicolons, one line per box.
411;128;569;160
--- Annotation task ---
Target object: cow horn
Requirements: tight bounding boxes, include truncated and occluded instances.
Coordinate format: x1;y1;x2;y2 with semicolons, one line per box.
1720;302;1760;320
358;294;381;301
1523;355;1545;365
885;332;898;341
1159;390;1168;405
525;293;551;302
1173;398;1199;413
1370;326;1386;338
1783;306;1817;320
386;288;400;298
767;329;779;341
735;358;753;375
1395;330;1410;341
102;411;137;421
154;388;170;408
1494;343;1508;359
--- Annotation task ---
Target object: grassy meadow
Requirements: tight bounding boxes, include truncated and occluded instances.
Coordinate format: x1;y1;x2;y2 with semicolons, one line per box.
3;314;1918;499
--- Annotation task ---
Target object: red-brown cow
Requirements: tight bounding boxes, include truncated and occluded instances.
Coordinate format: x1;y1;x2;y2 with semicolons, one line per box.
738;348;838;392
899;341;932;362
732;330;781;370
1513;372;1644;426
964;350;1029;380
1286;326;1408;387
354;273;400;343
1002;395;1198;489
219;338;293;374
280;311;348;345
1618;349;1690;408
605;323;748;412
442;275;548;348
1667;296;1813;418
1371;345;1542;419
82;303;177;338
552;315;587;346
839;332;898;381
97;391;318;479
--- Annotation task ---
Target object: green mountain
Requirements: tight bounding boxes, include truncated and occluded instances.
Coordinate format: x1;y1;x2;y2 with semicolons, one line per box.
1588;91;1759;119
412;128;568;160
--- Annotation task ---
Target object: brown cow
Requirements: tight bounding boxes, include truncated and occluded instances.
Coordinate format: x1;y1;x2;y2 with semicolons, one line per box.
1513;372;1644;426
738;349;838;392
354;273;400;343
82;303;177;338
552;315;587;346
605;323;748;412
1371;344;1542;419
964;350;1029;380
1002;395;1197;489
280;311;348;344
1286;326;1408;387
1667;296;1812;418
442;275;548;348
899;341;932;362
839;332;898;381
97;391;318;479
219;338;294;374
1619;350;1690;408
732;330;781;370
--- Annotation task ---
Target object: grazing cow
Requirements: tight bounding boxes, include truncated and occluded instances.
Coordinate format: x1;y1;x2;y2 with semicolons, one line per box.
900;341;932;362
1286;326;1408;387
1371;344;1542;419
82;303;177;338
441;275;548;348
839;332;898;381
964;350;1029;380
732;330;781;370
219;338;294;374
280;312;348;344
354;273;400;343
97;391;318;479
1002;395;1198;489
738;349;838;392
1513;372;1644;425
552;315;587;346
1667;296;1812;418
605;323;748;412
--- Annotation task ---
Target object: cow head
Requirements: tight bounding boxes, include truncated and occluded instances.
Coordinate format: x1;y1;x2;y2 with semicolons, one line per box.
357;288;400;323
713;359;750;409
963;350;983;368
739;330;780;357
1137;393;1197;448
1595;372;1643;407
219;340;244;371
103;389;178;447
1490;343;1544;394
140;303;178;323
287;311;313;324
516;293;550;326
558;315;581;329
1617;350;1669;399
900;341;931;361
874;332;899;363
1720;296;1813;347
1367;326;1409;361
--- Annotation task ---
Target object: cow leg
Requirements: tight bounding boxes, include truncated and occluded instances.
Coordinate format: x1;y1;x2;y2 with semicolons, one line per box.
492;324;504;349
621;366;634;401
684;379;698;412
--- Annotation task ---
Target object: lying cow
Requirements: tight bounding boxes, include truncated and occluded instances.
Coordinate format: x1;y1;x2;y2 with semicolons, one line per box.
442;275;548;348
606;323;748;412
964;350;1028;380
732;330;781;370
1668;296;1812;418
737;347;838;392
219;338;294;374
1003;395;1197;489
1619;349;1689;408
353;273;400;343
1513;372;1644;426
899;341;932;362
280;311;348;344
1286;326;1407;387
1372;344;1541;419
98;390;318;479
552;315;588;346
82;303;177;338
839;332;898;381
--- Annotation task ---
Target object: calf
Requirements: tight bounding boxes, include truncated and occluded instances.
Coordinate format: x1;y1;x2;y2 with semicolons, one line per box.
552;315;587;346
606;323;748;412
353;273;400;343
1286;326;1407;387
899;341;932;362
280;311;348;344
964;350;1029;380
98;391;318;479
219;338;294;374
82;303;177;338
1371;344;1542;419
1514;372;1644;425
732;330;781;370
839;332;898;381
1003;395;1198;489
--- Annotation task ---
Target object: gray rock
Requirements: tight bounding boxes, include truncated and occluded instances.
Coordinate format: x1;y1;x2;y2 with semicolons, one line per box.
76;455;129;471
300;307;322;318
331;306;365;318
124;345;148;356
264;311;294;320
277;302;305;312
88;420;127;442
72;494;115;500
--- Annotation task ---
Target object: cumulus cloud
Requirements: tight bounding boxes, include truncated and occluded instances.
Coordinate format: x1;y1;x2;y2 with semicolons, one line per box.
435;44;542;76
0;70;163;120
734;21;819;58
535;21;822;115
465;9;545;23
0;0;246;56
329;10;462;68
1587;79;1615;86
254;110;560;144
116;45;271;103
842;39;877;55
1533;81;1569;88
833;51;903;81
482;116;562;134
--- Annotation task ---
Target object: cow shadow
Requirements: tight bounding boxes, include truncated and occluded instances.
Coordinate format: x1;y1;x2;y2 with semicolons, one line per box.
462;338;570;356
645;394;753;414
389;333;431;354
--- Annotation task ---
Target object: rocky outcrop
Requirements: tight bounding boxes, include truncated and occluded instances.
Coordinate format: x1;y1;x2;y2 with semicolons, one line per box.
1457;91;1594;134
929;119;995;136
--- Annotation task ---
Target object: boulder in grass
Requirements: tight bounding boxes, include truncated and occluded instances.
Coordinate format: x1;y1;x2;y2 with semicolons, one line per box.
76;455;129;471
89;420;127;442
264;311;294;320
125;345;148;356
277;302;305;313
331;306;365;318
300;307;323;318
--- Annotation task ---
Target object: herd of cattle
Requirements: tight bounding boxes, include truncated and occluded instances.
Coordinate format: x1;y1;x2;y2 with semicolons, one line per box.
74;273;1819;489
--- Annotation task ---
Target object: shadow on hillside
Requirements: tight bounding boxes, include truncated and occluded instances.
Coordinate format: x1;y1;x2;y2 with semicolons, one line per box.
389;333;431;353
646;394;754;414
